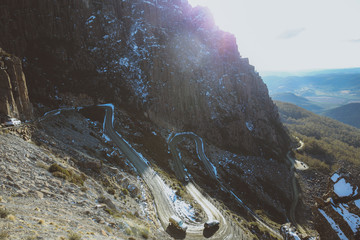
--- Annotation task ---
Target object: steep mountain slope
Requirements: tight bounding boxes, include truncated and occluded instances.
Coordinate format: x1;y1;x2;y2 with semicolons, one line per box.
0;0;289;158
324;103;360;129
0;105;282;239
0;111;173;240
0;1;300;239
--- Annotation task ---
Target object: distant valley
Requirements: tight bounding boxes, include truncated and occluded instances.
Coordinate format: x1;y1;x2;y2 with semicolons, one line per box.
263;68;360;128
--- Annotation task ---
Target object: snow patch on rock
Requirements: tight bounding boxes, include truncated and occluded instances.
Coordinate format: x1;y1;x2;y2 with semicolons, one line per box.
334;178;354;197
319;209;349;240
246;121;254;131
331;202;360;233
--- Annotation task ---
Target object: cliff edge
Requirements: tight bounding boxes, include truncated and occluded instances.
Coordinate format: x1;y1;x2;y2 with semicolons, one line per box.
0;48;32;120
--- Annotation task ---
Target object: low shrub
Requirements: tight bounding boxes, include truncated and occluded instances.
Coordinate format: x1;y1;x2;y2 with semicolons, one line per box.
0;231;9;240
49;163;71;177
121;188;129;196
48;163;86;186
67;232;82;240
107;188;116;195
7;214;15;221
38;219;45;225
139;227;150;239
52;171;69;180
0;208;10;218
104;208;121;218
26;236;38;240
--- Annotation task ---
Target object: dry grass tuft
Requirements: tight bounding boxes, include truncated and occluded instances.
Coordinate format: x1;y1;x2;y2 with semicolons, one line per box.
67;231;82;240
38;219;45;225
48;163;86;186
0;231;9;240
7;214;15;221
36;161;49;170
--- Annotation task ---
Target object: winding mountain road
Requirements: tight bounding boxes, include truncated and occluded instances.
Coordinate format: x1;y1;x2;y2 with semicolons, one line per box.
100;105;246;239
37;104;288;238
168;132;283;238
286;151;306;234
287;152;299;227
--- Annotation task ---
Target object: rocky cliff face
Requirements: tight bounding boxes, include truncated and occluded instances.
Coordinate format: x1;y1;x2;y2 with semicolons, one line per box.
0;48;32;120
0;0;289;157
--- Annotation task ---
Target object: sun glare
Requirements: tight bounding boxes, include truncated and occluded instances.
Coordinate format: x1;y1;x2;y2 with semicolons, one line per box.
188;0;360;73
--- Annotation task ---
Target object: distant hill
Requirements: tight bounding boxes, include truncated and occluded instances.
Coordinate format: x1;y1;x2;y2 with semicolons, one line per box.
271;92;323;113
323;103;360;128
275;101;360;171
263;68;360;110
261;67;360;77
264;71;360;96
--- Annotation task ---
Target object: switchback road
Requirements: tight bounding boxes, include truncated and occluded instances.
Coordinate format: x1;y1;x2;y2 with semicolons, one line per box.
169;132;283;239
100;105;246;239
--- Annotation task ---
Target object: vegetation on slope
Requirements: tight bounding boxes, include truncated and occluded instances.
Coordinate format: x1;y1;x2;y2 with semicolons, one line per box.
323;103;360;129
276;101;360;173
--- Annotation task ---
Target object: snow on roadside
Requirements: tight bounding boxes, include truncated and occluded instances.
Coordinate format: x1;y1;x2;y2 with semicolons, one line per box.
100;105;107;134
114;131;150;166
97;105;199;224
208;160;218;177
169;132;218;178
53;110;61;116
166;132;174;143
98;103;115;126
318;209;349;240
163;184;196;222
194;134;218;178
230;191;243;204
39;107;75;121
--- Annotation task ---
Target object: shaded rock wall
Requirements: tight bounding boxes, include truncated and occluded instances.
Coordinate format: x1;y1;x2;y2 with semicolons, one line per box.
0;48;32;120
0;0;289;158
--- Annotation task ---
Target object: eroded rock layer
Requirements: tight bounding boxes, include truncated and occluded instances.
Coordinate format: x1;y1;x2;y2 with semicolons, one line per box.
0;48;32;120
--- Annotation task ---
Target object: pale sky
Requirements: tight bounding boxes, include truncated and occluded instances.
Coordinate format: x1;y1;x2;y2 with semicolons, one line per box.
188;0;360;73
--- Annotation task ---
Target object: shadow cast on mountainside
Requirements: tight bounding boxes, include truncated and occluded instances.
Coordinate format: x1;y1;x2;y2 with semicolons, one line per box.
166;225;187;239
203;225;219;238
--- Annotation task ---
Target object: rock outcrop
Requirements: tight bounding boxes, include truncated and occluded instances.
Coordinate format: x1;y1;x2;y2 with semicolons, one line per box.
0;48;32;120
0;0;289;157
